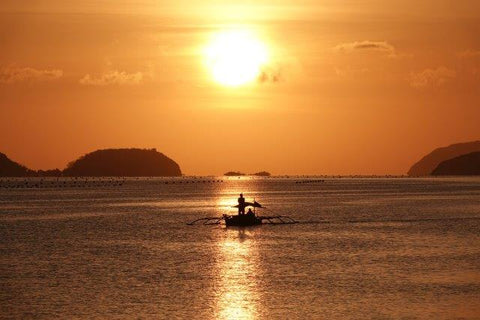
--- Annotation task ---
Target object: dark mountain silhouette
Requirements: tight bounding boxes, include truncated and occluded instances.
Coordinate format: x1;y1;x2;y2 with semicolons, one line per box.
431;152;480;175
408;141;480;176
0;152;32;177
1;148;181;177
63;148;181;177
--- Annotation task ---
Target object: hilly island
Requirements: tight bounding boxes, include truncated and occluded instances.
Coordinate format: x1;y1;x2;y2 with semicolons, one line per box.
431;151;480;176
408;141;480;176
3;141;480;177
0;148;181;177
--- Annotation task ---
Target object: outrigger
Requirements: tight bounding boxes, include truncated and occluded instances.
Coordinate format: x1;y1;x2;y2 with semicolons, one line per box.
187;195;298;227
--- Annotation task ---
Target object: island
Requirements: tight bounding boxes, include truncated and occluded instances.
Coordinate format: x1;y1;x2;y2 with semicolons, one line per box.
0;148;182;177
253;171;271;177
63;148;182;177
223;171;271;177
224;171;246;176
408;140;480;176
431;151;480;175
0;152;32;177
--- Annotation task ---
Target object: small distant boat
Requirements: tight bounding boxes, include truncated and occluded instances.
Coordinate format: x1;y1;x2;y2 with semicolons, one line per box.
187;199;298;227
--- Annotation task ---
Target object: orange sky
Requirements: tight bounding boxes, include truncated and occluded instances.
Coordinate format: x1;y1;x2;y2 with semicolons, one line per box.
1;1;479;175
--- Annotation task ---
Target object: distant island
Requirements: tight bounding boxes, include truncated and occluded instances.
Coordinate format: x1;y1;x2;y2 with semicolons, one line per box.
0;148;182;177
408;140;480;176
431;151;480;175
223;171;271;176
224;171;245;176
253;171;271;177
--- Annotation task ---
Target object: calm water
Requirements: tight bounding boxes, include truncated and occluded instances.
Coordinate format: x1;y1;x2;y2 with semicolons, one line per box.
1;177;480;319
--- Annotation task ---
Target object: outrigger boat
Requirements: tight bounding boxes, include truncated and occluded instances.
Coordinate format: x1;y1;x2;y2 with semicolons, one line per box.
187;200;298;227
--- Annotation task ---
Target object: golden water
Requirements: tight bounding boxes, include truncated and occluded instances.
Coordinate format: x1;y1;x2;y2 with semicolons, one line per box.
1;177;480;319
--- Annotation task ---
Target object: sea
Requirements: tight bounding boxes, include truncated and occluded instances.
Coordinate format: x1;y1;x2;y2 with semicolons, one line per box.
1;177;480;319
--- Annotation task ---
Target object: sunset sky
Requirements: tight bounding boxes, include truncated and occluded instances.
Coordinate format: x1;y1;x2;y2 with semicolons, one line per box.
1;1;479;175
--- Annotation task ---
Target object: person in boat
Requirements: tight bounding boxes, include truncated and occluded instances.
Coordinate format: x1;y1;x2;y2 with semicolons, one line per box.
238;193;245;215
246;208;254;217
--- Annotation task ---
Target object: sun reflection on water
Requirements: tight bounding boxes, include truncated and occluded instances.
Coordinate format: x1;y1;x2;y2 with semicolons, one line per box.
215;187;256;216
215;229;260;320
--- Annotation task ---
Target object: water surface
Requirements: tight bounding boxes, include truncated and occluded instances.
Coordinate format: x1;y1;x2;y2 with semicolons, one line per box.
1;177;480;319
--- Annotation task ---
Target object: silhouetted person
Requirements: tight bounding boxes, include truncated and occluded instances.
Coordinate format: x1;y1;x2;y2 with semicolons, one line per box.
238;193;245;215
247;208;254;216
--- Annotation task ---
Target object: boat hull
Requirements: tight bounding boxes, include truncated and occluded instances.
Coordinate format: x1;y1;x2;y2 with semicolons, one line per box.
224;214;262;227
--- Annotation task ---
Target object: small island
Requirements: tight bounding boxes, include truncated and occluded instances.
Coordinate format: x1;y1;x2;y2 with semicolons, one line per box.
253;171;271;177
223;171;271;177
224;171;245;176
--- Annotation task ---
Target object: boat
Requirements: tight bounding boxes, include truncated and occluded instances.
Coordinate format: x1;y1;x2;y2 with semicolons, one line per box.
187;198;298;227
223;213;262;227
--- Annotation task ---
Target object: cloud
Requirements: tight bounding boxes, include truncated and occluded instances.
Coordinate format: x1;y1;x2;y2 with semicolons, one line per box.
0;66;63;84
409;66;456;88
256;60;300;84
257;65;283;83
79;70;143;86
334;41;396;57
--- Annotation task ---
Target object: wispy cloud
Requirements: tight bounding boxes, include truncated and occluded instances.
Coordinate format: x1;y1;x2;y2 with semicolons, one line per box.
334;41;396;57
409;66;456;88
79;70;143;86
0;66;63;84
257;65;283;83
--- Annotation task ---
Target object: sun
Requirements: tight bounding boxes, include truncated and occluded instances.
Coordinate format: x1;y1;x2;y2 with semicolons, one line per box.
204;29;269;87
